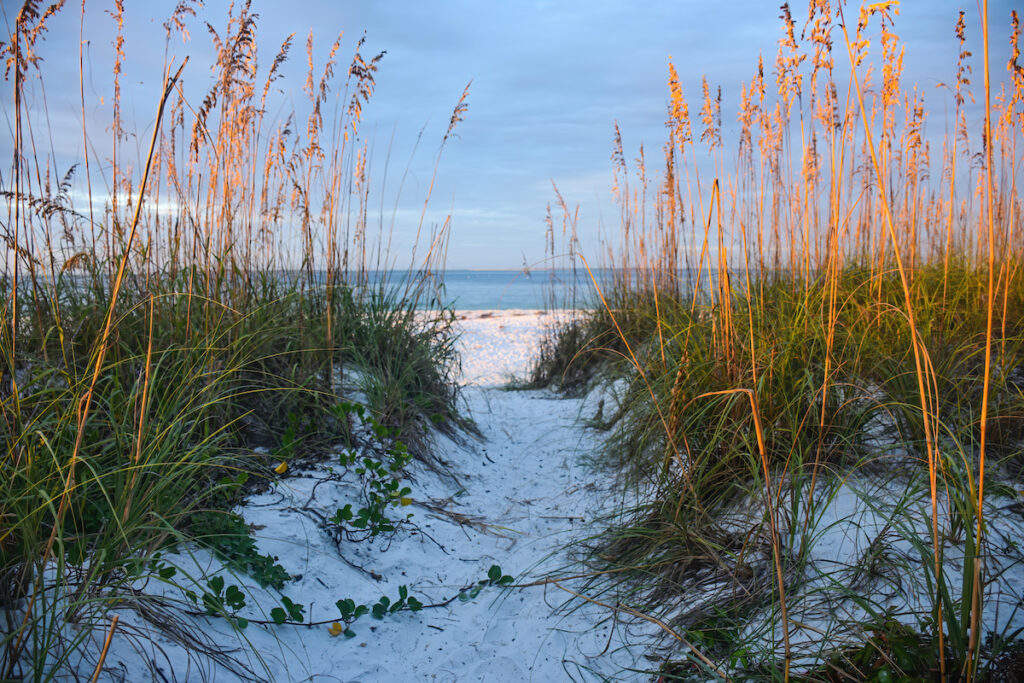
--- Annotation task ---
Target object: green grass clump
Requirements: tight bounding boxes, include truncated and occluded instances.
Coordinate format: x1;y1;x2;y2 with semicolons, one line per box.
539;263;1024;677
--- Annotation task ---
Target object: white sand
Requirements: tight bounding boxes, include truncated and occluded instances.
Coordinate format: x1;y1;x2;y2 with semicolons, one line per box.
83;309;647;681
455;309;570;386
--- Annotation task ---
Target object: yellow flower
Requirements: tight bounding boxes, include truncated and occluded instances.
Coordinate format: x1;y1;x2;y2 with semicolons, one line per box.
327;622;343;637
274;461;288;475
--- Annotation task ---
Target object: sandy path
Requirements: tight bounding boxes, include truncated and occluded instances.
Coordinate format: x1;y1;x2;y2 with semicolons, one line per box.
90;310;646;682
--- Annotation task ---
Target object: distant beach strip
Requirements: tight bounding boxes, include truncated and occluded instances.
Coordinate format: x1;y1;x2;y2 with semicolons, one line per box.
455;309;575;386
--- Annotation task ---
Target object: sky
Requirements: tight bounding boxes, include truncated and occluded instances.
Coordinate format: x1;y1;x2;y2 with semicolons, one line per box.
2;0;1020;270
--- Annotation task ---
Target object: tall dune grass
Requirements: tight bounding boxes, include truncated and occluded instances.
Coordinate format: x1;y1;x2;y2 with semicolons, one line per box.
1;1;469;678
535;2;1024;678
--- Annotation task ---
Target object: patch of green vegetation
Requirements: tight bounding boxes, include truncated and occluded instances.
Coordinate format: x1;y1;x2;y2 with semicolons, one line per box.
190;511;291;590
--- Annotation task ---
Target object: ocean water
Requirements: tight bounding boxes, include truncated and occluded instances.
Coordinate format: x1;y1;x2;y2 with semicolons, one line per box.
366;268;701;310
432;269;599;310
363;269;606;310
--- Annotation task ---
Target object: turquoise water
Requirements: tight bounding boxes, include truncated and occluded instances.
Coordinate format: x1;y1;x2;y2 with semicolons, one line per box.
356;269;605;310
369;268;703;310
433;269;598;310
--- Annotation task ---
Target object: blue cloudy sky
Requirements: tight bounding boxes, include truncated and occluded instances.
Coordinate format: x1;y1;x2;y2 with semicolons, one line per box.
2;1;1019;269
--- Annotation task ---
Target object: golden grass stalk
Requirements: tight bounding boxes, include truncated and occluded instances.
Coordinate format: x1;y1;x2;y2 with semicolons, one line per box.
969;0;998;677
88;615;119;683
840;5;947;674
